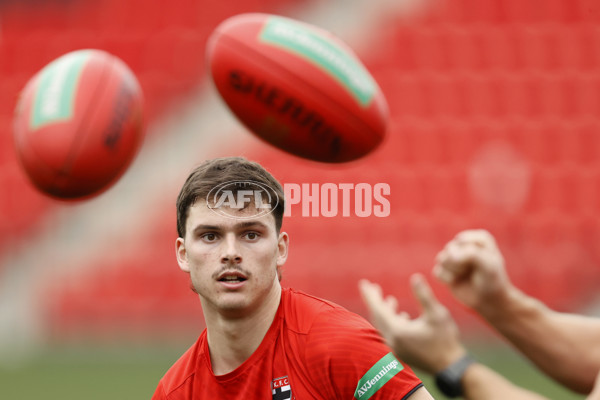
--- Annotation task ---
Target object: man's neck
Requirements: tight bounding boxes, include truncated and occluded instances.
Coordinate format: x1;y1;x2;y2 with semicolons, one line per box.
204;285;282;375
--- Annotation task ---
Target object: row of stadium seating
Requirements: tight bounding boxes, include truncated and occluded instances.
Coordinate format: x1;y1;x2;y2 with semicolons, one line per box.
389;25;600;70
411;0;600;23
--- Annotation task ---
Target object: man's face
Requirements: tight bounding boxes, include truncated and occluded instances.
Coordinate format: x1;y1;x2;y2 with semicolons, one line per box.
176;199;288;317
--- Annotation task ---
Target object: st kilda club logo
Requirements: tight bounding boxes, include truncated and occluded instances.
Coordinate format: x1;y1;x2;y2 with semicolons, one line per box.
206;180;279;220
271;376;292;400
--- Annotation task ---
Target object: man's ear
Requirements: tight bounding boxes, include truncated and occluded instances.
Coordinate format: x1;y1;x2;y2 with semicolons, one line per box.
176;237;190;273
277;232;289;267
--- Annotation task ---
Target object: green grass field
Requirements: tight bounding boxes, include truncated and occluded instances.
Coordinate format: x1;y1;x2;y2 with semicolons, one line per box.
0;342;587;399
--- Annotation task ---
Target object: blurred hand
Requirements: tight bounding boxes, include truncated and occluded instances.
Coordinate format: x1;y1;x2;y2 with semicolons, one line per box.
359;274;466;374
433;229;510;313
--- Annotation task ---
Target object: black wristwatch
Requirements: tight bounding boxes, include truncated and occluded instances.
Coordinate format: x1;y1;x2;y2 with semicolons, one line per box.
434;355;476;398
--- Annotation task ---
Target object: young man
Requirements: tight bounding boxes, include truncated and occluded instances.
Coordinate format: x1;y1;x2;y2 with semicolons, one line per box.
152;157;432;399
360;229;600;399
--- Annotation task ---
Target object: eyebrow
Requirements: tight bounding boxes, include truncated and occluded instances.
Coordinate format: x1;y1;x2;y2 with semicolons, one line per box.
235;221;269;230
191;221;269;234
192;225;221;232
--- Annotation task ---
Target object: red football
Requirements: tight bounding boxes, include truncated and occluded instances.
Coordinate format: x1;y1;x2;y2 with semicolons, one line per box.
13;49;145;199
207;13;388;163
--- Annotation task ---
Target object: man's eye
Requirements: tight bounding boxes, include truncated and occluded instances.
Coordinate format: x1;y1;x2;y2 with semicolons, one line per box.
245;232;259;240
201;233;218;242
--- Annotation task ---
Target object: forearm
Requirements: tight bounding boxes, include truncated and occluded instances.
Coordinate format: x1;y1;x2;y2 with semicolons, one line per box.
462;363;549;400
478;285;600;393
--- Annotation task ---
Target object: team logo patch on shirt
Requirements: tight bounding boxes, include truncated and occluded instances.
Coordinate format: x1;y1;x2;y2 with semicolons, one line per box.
354;353;404;400
272;376;292;400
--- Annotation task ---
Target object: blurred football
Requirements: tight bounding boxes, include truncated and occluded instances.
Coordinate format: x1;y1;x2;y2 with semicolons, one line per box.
207;13;388;163
13;49;145;199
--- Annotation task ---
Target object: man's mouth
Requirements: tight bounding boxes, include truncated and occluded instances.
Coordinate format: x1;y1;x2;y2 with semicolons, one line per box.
219;276;247;283
217;271;248;283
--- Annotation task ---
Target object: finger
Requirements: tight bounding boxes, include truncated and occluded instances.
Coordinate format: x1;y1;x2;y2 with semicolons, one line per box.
398;311;410;320
433;263;457;284
410;273;443;315
359;280;397;331
435;248;447;265
360;281;409;323
445;241;472;268
384;294;398;313
359;280;394;318
455;229;496;249
436;241;484;280
358;279;383;310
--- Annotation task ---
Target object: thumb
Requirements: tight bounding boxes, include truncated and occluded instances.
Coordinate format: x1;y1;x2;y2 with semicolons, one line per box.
359;279;387;319
359;279;399;332
410;273;445;317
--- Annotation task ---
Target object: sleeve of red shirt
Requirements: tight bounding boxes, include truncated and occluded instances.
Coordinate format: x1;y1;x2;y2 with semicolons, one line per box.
303;307;423;400
151;381;166;400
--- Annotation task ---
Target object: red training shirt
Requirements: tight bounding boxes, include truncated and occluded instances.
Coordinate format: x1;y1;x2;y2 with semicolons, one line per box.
152;288;423;399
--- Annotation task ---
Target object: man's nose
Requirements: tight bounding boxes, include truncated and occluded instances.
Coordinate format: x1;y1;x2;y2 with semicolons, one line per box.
221;233;242;264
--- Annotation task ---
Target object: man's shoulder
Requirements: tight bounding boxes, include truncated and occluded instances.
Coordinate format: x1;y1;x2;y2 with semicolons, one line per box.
157;333;205;397
282;287;371;335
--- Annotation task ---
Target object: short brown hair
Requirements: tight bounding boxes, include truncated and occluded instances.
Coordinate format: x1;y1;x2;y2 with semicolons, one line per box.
176;157;285;238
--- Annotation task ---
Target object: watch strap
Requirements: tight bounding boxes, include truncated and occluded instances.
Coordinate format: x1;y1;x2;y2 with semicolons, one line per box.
434;354;476;398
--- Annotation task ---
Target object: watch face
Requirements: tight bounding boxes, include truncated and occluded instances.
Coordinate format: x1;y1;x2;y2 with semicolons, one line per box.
434;356;475;398
435;374;462;398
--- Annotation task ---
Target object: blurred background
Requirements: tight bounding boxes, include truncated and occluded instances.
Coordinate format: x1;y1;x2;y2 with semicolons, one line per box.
0;0;599;398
